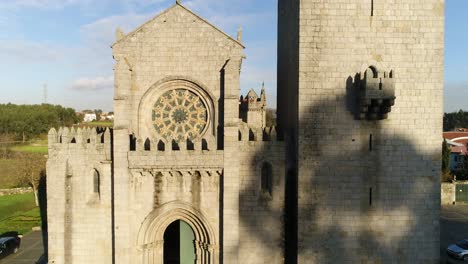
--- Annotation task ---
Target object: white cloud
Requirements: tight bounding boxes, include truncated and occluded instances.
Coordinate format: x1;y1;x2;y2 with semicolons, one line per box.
0;1;278;111
70;12;156;74
80;13;153;46
71;75;114;91
0;40;68;63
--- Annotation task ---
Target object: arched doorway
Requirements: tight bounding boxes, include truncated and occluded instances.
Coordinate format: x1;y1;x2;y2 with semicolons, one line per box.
137;202;218;264
163;220;196;264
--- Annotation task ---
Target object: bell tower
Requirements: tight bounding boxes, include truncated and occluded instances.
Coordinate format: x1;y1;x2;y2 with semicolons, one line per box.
278;0;444;263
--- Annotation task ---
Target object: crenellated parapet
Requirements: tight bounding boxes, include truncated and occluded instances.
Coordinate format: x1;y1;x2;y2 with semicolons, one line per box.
127;134;223;169
129;134;218;152
358;66;396;120
238;125;283;143
48;127;112;159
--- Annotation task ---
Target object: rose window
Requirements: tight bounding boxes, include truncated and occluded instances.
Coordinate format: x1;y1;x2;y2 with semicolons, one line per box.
152;89;208;141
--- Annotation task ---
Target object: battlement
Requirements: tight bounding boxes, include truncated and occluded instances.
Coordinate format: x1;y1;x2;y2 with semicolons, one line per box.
358;66;396;120
238;125;283;142
48;127;112;149
129;134;218;152
127;134;223;169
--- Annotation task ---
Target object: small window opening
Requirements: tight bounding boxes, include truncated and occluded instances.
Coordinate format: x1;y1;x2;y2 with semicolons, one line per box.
261;162;273;195
144;138;151;151
129;135;136;151
202;139;208;151
93;170;100;194
71;138;76;143
187;139;194;150
249;129;255;141
371;0;374;16
369;187;373;206
368;66;378;78
172;140;180;151
157;140;165;151
263;128;271;141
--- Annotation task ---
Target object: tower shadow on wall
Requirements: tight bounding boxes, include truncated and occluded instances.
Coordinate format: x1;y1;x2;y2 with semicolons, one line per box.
239;75;440;263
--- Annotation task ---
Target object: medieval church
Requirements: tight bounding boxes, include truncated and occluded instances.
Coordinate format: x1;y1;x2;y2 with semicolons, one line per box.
46;0;444;263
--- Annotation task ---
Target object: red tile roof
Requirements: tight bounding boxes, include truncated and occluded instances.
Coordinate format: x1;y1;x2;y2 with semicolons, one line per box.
443;132;468;141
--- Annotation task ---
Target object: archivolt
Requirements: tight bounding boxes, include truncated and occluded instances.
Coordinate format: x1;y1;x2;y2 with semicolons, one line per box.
137;201;217;264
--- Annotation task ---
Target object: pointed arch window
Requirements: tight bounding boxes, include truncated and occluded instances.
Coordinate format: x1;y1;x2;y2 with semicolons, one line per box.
93;169;100;194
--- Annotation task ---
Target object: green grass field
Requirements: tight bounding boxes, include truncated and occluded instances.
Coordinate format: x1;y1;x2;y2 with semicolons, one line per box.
0;159;23;188
10;145;48;154
83;121;113;127
0;193;40;235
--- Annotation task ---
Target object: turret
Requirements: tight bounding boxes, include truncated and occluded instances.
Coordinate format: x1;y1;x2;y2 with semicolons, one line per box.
239;83;267;128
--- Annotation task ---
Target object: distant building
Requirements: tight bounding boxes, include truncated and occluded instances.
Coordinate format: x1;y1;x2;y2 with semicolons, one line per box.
101;112;114;121
443;132;468;172
83;113;97;122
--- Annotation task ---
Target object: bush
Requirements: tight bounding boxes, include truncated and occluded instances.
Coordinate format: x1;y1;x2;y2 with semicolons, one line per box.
442;171;454;183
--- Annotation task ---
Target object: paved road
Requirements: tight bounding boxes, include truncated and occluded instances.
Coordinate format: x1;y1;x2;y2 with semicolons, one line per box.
441;205;468;264
0;231;45;264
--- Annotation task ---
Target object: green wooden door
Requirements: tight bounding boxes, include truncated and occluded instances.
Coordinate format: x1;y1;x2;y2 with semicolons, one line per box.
456;185;468;202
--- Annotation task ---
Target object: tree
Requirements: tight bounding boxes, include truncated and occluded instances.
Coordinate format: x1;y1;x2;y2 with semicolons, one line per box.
442;139;453;182
442;139;450;173
0;103;80;140
0;134;15;159
94;109;103;121
444;110;468;131
17;153;46;206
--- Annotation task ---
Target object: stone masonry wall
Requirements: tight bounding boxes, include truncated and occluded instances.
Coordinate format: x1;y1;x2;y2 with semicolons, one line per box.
441;182;455;205
0;187;33;197
126;139;223;261
46;127;112;264
237;125;285;264
279;0;444;263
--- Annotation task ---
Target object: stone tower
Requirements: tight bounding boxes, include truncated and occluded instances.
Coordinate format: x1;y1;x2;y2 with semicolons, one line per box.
278;0;444;263
239;83;267;128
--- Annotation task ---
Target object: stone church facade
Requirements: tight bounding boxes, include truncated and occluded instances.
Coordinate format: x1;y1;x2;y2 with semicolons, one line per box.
46;1;444;264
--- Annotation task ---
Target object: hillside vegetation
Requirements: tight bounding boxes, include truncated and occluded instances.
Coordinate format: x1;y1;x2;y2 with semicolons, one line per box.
0;103;79;141
444;110;468;131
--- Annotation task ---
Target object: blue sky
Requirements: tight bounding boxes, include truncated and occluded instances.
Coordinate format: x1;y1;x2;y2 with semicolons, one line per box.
0;0;465;112
445;0;468;112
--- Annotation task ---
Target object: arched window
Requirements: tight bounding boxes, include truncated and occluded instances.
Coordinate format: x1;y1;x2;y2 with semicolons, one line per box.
93;169;100;194
144;138;151;151
261;162;273;195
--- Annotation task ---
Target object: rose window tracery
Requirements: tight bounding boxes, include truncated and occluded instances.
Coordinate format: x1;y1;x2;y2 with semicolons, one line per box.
152;89;208;141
